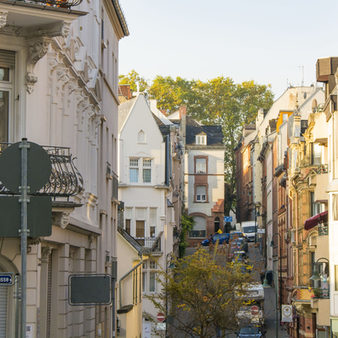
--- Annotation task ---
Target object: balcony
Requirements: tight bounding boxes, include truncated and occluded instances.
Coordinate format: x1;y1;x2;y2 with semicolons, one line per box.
316;57;338;82
0;143;83;198
0;0;86;37
135;233;162;255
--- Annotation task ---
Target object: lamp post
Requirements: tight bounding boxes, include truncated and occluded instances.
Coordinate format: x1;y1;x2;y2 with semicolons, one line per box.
263;270;279;338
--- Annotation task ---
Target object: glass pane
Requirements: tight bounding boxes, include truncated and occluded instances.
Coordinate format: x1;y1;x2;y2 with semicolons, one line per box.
0;67;9;81
143;169;151;183
130;158;138;166
136;221;144;238
0;90;9;142
196;158;206;173
149;272;156;292
142;272;146;292
150;226;155;237
130;168;138;183
149;261;156;269
143;159;151;167
125;219;131;234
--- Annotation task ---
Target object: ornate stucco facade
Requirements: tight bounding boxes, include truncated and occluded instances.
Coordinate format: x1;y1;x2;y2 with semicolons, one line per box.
0;1;128;337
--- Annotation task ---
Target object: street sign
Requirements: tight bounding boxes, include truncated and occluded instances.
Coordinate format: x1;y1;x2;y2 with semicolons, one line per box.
281;304;293;322
0;141;51;193
257;228;265;234
69;274;111;305
0;196;51;237
156;323;166;331
0;273;14;286
251;305;259;316
157;312;165;322
224;216;232;223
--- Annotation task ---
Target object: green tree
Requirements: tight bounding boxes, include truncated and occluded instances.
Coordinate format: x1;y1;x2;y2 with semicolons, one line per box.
118;69;148;92
147;248;254;338
178;213;194;258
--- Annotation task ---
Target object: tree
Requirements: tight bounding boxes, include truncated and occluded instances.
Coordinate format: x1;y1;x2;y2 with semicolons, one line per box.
147;248;254;338
148;76;273;215
178;213;194;258
118;70;148;92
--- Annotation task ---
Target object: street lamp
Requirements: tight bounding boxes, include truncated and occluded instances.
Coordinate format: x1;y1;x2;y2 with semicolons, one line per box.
310;257;329;298
263;271;279;338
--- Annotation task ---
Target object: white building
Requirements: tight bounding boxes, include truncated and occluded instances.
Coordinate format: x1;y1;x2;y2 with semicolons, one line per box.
118;93;176;336
0;0;128;337
167;109;225;246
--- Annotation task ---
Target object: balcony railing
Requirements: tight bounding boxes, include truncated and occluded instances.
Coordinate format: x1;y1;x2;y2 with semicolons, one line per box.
312;287;329;299
318;223;328;236
135;233;162;254
5;0;82;8
0;143;83;197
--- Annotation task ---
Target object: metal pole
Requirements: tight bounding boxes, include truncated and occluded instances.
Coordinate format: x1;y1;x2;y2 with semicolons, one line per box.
275;271;279;338
19;138;30;338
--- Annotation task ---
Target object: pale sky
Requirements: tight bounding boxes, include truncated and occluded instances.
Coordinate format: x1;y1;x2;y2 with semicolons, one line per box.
119;0;338;98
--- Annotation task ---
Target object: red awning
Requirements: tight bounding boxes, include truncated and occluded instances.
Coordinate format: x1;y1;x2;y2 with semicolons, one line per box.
304;210;328;231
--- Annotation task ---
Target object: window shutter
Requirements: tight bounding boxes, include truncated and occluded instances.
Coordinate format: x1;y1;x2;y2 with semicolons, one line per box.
0;50;15;67
0;285;8;336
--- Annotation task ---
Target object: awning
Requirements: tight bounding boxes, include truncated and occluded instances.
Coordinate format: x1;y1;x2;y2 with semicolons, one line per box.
304;211;328;231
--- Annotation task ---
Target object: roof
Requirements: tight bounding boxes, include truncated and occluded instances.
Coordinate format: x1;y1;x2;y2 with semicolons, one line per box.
118;97;137;131
112;0;129;37
186;125;223;146
117;226;143;254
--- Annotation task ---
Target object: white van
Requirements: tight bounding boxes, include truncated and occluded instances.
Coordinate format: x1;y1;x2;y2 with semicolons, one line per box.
241;221;256;242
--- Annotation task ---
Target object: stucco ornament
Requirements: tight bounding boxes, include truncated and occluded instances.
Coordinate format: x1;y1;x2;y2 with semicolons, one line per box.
0;10;8;29
25;37;52;93
52;210;71;229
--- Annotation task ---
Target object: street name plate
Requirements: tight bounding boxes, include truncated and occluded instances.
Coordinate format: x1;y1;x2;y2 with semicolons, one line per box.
0;273;14;286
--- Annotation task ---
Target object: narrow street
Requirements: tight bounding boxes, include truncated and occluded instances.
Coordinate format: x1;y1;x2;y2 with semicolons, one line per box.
171;244;290;337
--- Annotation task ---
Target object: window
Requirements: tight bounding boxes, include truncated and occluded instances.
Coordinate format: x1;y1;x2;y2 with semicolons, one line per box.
125;219;131;234
283;113;288;122
129;158;139;183
195;186;207;202
195;158;207;174
129;158;152;183
189;216;206;238
310;192;315;217
143;260;157;293
0;50;14;143
136;220;145;238
137;130;145;143
150;226;155;238
142;159;152;183
311;143;322;166
195;133;207;145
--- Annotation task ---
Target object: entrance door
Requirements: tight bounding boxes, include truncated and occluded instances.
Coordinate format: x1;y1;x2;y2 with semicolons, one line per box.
214;217;220;233
0;285;8;336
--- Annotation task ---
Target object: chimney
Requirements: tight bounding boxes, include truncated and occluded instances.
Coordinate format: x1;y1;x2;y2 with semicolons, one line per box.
179;106;186;148
118;85;133;100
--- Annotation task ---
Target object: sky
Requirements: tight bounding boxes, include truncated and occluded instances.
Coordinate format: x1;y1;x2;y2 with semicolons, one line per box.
118;0;338;98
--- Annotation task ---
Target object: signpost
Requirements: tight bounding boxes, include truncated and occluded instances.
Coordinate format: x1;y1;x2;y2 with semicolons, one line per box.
224;216;232;223
281;305;293;323
0;273;14;285
157;312;165;322
0;139;52;338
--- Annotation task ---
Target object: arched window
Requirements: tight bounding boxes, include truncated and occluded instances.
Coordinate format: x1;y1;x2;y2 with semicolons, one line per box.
190;216;206;238
137;130;145;143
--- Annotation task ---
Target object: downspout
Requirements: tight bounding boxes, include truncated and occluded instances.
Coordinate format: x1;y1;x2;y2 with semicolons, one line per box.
119;259;143;308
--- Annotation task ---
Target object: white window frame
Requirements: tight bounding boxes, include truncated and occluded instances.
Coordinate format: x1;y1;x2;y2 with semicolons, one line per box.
196;134;207;145
142;260;157;293
129;158;139;183
196;185;207;202
0;59;14;143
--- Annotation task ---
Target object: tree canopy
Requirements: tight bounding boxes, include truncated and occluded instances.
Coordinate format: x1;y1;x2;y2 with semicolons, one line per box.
147;248;254;338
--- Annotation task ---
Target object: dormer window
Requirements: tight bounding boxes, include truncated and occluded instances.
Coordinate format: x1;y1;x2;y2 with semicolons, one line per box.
195;133;207;145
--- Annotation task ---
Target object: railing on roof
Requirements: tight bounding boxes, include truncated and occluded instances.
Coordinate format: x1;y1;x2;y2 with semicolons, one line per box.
16;0;83;8
0;143;83;197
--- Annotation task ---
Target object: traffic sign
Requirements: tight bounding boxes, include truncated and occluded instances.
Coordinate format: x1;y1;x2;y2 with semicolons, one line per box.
251;305;259;316
157;312;165;322
281;304;292;322
0;141;51;193
0;273;14;286
224;216;232;223
257;228;265;234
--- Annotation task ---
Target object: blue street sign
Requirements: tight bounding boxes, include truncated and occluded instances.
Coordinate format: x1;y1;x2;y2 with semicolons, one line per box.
0;273;13;285
224;216;232;223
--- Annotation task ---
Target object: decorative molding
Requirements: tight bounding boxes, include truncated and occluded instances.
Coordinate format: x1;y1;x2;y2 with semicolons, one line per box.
27;37;52;65
0;10;8;29
52;210;71;229
25;72;38;94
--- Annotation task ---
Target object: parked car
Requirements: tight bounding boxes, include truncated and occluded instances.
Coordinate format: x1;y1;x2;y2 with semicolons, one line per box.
235;237;248;253
201;233;230;246
237;326;263;337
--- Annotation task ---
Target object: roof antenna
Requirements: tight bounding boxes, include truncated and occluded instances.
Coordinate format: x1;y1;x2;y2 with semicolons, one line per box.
298;65;304;87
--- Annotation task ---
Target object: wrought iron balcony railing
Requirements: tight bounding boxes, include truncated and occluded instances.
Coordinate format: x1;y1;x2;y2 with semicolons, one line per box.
12;0;82;8
135;233;162;254
0;143;83;197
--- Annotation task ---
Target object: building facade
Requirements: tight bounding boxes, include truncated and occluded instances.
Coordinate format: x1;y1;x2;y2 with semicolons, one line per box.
0;0;128;337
